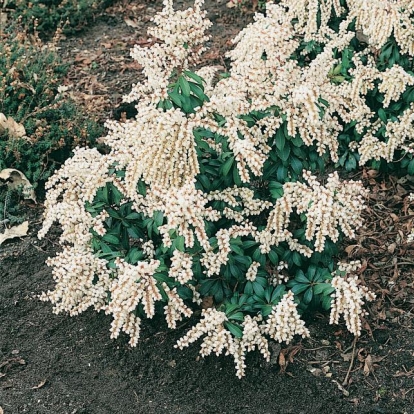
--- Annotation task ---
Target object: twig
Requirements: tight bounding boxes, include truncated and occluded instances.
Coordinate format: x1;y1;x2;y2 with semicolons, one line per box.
343;337;357;386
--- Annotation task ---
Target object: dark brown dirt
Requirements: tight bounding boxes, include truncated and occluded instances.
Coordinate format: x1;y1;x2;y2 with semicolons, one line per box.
1;1;414;413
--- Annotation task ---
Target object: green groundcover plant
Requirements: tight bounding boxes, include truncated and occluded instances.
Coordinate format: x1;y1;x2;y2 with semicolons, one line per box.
0;33;103;185
3;0;113;37
39;0;413;377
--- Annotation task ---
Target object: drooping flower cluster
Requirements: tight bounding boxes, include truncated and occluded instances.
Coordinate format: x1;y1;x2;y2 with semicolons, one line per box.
330;275;376;336
176;293;307;378
106;258;161;346
259;171;367;253
125;0;211;104
263;291;310;343
40;248;111;316
330;262;376;336
38;147;112;248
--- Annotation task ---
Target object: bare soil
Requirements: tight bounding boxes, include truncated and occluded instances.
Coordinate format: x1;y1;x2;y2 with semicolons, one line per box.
1;1;414;413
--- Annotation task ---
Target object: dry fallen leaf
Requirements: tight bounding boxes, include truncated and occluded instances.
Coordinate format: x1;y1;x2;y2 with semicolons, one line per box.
0;168;36;202
32;379;47;390
363;354;373;376
0;112;26;139
0;221;29;245
201;296;214;309
124;18;140;28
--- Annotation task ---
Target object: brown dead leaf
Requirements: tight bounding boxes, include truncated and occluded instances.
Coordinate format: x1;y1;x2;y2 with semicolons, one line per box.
0;10;8;26
278;350;287;373
0;168;36;202
387;242;397;254
363;354;373;376
0;221;29;245
32;379;47;390
345;244;359;256
124;18;140;28
0;357;26;371
201;296;213;309
0;112;26;139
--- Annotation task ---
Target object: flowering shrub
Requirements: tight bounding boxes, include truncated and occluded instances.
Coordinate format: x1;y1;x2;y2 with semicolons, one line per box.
38;0;414;377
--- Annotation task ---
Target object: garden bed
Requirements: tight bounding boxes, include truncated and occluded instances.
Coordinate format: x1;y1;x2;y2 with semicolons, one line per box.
1;1;414;413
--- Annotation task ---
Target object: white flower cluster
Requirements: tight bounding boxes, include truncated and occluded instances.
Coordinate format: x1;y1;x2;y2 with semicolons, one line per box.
105;258;161;346
359;103;414;165
379;65;414;108
269;261;289;286
201;222;257;277
245;261;260;281
162;283;193;329
176;293;308;378
168;250;193;284
125;0;211;104
38;147;112;248
263;291;310;343
330;272;376;337
350;0;414;55
259;171;366;253
41;247;111;316
148;182;220;250
207;186;272;222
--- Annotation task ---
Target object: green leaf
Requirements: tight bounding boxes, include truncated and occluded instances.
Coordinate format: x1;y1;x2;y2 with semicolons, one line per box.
275;128;285;151
137;180;146;196
233;164;242;185
102;234;120;245
313;283;332;295
271;285;285;302
407;158;414;175
277;165;287;182
168;90;182;107
345;154;357;171
290;157;303;175
174;235;185;252
292;251;302;267
268;250;278;265
277;143;291;162
303;287;313;304
99;241;112;254
184;70;205;85
244;281;253;295
189;82;209;102
295;270;309;284
252;281;265;297
243;240;258;250
221;156;234;176
179;76;191;97
126;248;144;264
153;210;164;226
228;311;244;322
224;321;243;338
290;283;309;294
322;295;332;310
378;108;387;123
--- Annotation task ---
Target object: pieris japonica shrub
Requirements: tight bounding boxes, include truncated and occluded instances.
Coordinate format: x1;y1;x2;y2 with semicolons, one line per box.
39;0;414;377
